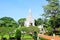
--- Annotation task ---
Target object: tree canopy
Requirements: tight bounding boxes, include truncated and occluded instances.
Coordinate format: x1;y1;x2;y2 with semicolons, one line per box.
18;18;26;26
0;17;18;27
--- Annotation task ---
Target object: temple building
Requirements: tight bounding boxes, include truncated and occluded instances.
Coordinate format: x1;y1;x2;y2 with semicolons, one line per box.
24;9;35;27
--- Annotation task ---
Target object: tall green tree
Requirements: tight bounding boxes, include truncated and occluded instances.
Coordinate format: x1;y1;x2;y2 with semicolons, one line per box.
18;18;26;26
43;0;60;27
43;0;60;18
43;0;60;34
35;18;43;26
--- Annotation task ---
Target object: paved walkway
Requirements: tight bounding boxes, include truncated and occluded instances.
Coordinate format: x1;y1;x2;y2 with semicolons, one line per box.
38;34;60;40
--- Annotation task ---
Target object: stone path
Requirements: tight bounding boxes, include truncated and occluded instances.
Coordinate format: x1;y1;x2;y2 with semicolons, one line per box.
38;34;60;40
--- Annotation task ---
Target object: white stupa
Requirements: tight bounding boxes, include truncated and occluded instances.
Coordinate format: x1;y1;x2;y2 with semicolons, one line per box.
24;9;35;27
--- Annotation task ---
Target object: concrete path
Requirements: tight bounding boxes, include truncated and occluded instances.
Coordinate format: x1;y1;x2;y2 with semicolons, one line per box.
38;34;60;40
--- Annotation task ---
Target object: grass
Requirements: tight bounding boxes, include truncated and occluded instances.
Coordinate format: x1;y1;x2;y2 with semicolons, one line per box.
21;34;48;40
21;34;34;40
40;37;48;40
0;34;48;40
21;34;32;38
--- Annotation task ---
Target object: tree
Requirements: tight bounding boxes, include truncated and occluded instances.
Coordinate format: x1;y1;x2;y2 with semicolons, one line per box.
35;18;43;26
28;26;40;34
0;17;18;27
43;0;60;34
19;26;40;35
43;0;60;19
18;18;26;26
19;26;28;37
0;20;5;27
45;26;54;35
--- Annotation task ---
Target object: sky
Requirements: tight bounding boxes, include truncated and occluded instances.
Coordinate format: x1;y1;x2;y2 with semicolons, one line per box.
0;0;48;21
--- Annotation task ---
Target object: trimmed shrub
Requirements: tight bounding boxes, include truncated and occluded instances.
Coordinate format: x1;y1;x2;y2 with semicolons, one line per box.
15;29;21;40
33;31;37;40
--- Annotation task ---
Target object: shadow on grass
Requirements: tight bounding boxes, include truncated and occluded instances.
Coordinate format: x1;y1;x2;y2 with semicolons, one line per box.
40;37;48;40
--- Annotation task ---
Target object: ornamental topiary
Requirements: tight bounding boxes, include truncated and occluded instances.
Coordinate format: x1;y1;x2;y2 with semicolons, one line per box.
15;29;21;40
33;31;37;40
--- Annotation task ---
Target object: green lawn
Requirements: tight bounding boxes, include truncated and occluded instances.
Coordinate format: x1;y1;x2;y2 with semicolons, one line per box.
21;34;32;38
0;34;48;40
21;34;48;40
40;37;48;40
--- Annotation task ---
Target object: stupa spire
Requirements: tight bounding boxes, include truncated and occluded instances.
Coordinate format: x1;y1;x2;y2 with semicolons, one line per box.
24;8;35;27
28;8;33;18
29;8;32;13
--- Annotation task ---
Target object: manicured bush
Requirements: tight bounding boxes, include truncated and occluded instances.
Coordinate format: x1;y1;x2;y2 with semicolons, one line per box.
15;29;21;40
33;31;37;40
